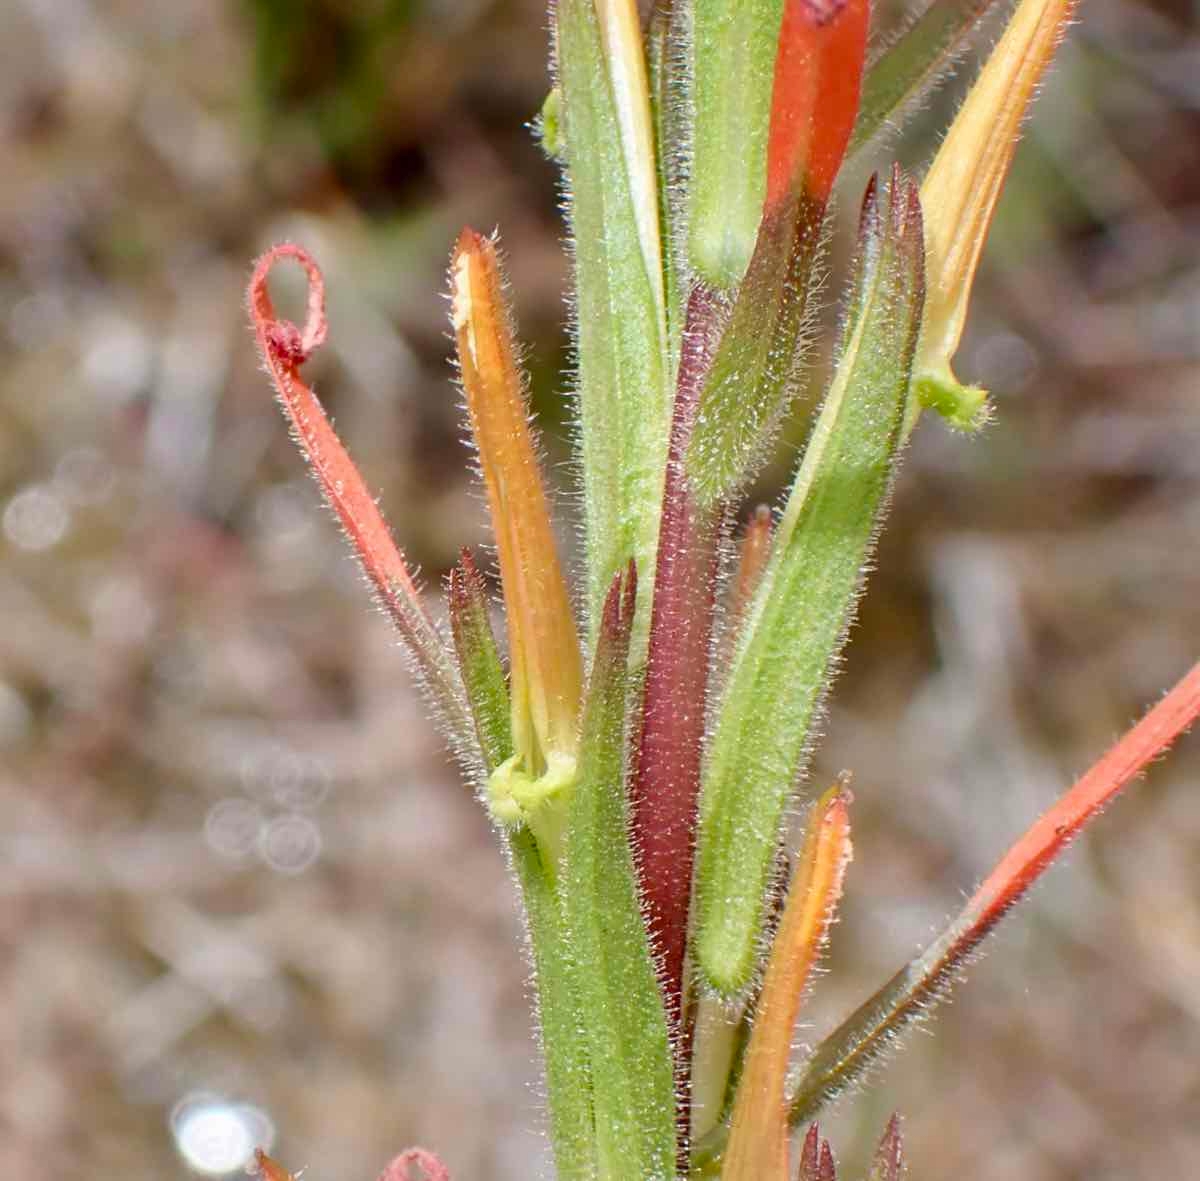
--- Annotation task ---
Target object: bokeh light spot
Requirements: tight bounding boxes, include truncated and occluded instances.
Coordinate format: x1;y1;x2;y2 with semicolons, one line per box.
4;485;70;552
258;813;321;875
170;1094;273;1175
204;798;265;860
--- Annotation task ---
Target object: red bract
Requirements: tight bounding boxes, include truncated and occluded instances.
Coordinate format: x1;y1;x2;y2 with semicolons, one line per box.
765;0;869;212
377;1148;452;1181
248;245;471;745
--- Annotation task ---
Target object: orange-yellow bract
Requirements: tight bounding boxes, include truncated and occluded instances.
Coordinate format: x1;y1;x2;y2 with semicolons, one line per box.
722;786;853;1181
450;231;582;814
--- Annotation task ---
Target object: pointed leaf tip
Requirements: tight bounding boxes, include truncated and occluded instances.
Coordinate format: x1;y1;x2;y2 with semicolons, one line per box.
868;1115;904;1181
817;1139;837;1181
796;1124;820;1181
730;506;776;629
858;170;880;229
596;558;639;660
449;548;513;775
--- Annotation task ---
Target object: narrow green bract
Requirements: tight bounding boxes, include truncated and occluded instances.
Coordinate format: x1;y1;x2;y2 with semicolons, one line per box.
646;4;687;352
694;174;927;995
563;567;677;1180
556;0;670;651
849;0;1001;156
448;553;512;774
685;198;821;506
688;0;786;290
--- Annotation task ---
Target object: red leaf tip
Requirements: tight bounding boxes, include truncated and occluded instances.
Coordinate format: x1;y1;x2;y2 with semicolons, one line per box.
873;1113;904;1180
817;1140;837;1181
797;1123;821;1179
378;1147;452;1181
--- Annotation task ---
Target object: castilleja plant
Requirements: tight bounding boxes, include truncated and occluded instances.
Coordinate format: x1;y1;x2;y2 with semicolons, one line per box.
249;1;1200;1178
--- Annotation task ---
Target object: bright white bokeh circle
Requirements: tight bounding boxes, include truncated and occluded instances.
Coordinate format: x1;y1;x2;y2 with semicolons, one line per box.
171;1094;274;1175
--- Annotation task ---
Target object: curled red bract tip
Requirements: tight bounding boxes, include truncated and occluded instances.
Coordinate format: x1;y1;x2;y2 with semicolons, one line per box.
378;1147;452;1181
249;242;328;365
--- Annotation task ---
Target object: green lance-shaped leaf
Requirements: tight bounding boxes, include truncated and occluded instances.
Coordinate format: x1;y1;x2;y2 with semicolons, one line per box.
693;170;926;995
555;0;670;649
448;549;513;774
688;0;786;290
563;562;677;1181
849;0;1003;157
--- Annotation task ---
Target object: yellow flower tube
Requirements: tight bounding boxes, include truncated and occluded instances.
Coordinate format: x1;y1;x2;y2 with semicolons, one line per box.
593;0;666;326
451;230;583;864
917;0;1078;429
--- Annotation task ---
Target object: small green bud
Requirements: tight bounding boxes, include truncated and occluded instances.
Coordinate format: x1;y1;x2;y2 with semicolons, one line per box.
914;366;990;432
536;88;564;160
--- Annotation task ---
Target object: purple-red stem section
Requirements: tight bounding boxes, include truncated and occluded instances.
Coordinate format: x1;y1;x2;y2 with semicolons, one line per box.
632;286;723;1038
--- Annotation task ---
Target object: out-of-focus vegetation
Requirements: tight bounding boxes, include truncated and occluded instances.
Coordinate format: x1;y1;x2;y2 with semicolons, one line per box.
1;2;1197;1179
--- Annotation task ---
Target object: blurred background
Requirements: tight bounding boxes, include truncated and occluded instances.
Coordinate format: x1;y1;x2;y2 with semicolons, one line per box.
1;0;1198;1178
